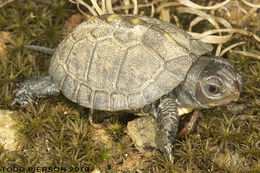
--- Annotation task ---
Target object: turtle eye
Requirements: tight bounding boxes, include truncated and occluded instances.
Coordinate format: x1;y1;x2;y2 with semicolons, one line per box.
207;85;220;94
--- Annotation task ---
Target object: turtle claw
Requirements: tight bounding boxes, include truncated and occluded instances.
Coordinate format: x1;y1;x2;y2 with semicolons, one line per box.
13;84;35;107
164;143;174;163
12;76;60;108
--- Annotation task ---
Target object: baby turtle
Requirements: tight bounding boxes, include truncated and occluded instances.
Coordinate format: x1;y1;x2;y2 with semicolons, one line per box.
14;14;241;162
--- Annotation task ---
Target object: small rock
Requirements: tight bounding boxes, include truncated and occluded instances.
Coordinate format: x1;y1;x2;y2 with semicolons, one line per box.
91;168;101;173
0;110;19;151
117;153;144;172
127;116;157;152
0;31;14;55
90;126;114;148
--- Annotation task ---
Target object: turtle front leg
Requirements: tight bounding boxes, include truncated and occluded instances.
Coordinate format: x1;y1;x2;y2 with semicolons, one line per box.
14;76;60;107
144;95;179;163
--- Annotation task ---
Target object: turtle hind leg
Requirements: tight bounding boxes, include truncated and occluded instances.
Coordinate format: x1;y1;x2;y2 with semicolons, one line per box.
13;76;60;107
145;95;179;163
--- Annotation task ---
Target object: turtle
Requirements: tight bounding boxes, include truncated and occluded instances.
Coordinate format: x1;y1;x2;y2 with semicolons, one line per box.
14;14;241;163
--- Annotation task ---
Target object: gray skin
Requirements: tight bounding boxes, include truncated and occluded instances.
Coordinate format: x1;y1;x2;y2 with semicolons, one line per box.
14;14;241;163
14;52;241;162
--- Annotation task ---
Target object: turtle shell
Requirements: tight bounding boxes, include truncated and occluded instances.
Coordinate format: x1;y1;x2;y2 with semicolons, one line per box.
48;14;213;111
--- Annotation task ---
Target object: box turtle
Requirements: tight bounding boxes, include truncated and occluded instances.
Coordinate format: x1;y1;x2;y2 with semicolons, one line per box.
14;14;241;162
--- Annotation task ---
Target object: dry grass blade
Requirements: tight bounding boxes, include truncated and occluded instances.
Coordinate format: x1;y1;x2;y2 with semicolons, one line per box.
217;6;231;18
91;0;104;15
215;16;232;29
216;43;223;57
149;2;155;17
220;41;247;56
123;0;130;14
101;0;107;14
179;0;230;10
190;29;233;40
159;7;170;22
69;0;97;16
188;16;232;38
172;15;180;27
230;50;260;60
240;7;259;26
68;0;259;60
215;29;260;43
132;0;138;15
113;1;157;11
241;0;260;8
155;2;181;13
106;0;114;14
189;16;207;31
177;7;221;30
190;28;260;44
190;33;232;44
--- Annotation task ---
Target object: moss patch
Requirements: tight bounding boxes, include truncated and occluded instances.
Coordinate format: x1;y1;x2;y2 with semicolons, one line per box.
0;0;259;172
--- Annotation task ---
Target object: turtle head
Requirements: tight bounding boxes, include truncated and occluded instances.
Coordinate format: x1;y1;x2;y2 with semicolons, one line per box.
174;56;241;109
196;57;241;108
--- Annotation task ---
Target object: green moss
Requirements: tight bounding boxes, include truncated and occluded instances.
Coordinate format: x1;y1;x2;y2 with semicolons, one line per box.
106;119;123;134
100;151;111;160
0;0;259;172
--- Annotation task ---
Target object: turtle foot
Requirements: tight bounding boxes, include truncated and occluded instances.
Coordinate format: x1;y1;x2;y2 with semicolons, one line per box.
13;76;60;107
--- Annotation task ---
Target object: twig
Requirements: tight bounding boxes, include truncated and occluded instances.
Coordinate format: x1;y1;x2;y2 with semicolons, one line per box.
178;110;201;137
